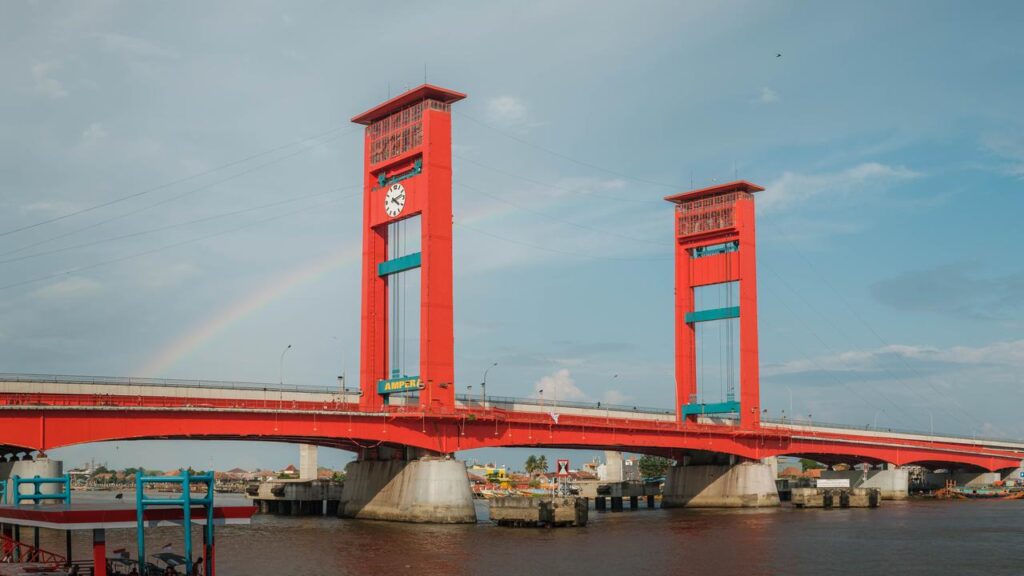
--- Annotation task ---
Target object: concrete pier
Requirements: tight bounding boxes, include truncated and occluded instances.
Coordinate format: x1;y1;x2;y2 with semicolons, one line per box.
338;454;475;523
490;497;588;527
792;487;881;508
0;458;62;504
918;470;1003;491
820;467;909;500
247;478;342;516
662;460;779;508
299;444;318;480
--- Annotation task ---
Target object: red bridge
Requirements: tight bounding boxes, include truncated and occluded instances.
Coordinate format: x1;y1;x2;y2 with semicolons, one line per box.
2;84;1021;521
1;374;1022;472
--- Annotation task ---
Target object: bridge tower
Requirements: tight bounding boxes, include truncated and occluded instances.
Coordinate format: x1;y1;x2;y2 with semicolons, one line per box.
665;181;764;428
352;85;466;412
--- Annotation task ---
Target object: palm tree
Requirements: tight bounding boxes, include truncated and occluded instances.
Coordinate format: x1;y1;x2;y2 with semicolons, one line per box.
536;455;548;474
525;455;538;475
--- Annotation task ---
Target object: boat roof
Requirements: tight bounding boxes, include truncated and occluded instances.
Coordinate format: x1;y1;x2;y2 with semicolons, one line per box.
0;502;254;531
152;552;190;566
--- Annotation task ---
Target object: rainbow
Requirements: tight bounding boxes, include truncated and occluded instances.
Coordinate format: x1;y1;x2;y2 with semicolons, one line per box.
137;244;361;377
137;185;516;378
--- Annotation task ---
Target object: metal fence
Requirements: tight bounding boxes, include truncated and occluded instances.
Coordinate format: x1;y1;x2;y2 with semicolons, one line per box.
0;372;346;395
454;393;674;416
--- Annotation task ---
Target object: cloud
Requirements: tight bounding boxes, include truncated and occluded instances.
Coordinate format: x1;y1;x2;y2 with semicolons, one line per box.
870;263;1024;321
137;261;200;289
485;96;529;129
31;277;103;300
760;162;921;212
99;33;179;59
31;61;67;99
763;339;1024;377
20;201;77;216
601;389;630;405
81;122;108;144
759;87;780;103
533;369;586;401
982;134;1024;178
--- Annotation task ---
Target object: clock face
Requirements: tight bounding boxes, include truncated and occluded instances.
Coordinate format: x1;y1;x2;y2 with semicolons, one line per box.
384;183;406;218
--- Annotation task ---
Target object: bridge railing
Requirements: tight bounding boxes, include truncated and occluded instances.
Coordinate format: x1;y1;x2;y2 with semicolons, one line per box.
759;416;1019;446
454;393;675;416
0;372;348;395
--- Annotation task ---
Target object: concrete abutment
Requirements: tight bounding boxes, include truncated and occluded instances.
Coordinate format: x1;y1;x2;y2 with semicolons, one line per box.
821;467;910;500
338;451;475;523
662;459;779;508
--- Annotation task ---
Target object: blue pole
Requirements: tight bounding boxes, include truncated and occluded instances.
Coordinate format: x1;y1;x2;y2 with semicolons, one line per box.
183;469;192;576
136;468;145;576
205;474;214;576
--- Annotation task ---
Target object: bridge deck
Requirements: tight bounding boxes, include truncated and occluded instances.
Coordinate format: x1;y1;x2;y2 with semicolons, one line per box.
1;375;1022;470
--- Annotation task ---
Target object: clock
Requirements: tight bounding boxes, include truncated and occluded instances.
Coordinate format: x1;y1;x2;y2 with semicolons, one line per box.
384;183;406;218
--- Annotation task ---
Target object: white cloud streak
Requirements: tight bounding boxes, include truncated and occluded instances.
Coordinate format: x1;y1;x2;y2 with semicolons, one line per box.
760;162;921;212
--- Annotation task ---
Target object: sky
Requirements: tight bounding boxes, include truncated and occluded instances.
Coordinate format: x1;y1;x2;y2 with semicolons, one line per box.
1;1;1022;472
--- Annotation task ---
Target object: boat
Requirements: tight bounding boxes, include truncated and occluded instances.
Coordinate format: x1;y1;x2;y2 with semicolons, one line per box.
951;486;1011;498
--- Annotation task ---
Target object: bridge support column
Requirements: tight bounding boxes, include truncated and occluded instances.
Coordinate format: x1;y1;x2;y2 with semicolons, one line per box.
821;466;909;500
662;459;779;508
1000;461;1024;485
299;444;318;481
0;457;62;503
952;470;1001;487
338;449;475;523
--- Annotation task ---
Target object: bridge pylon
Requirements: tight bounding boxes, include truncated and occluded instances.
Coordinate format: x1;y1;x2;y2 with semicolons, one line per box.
352;85;466;412
665;181;764;428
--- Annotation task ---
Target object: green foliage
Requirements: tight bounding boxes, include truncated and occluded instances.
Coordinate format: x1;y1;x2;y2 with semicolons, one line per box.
524;454;550;475
525;455;537;474
800;458;826;471
638;455;673;479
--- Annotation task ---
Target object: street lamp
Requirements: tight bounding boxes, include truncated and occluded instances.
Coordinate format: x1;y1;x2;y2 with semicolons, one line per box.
482;362;497;405
467;385;473;406
279;344;292;387
538;388;544;407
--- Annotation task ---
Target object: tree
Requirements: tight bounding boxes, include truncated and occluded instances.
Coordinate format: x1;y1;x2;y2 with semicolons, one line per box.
525;455;538;475
638;455;672;479
800;458;826;471
524;455;549;475
536;455;548;474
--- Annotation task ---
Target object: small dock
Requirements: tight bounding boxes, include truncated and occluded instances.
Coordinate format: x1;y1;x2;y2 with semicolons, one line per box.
489;497;588;527
792;487;881;508
246;479;343;516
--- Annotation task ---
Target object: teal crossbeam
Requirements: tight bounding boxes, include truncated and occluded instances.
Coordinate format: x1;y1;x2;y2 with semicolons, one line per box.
685;306;739;323
377;252;422;277
681;401;740;416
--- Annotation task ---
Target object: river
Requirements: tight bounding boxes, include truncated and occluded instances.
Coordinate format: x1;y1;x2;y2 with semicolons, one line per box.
29;496;1024;575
